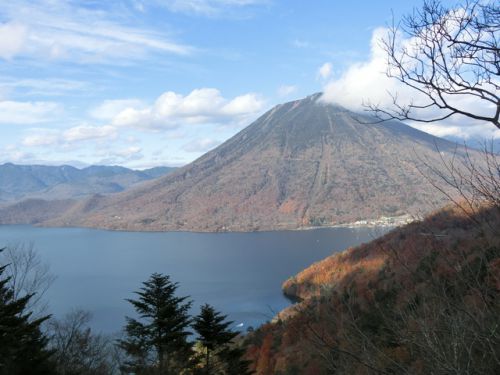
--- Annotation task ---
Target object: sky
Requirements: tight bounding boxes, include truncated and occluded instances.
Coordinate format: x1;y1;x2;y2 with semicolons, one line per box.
0;0;498;169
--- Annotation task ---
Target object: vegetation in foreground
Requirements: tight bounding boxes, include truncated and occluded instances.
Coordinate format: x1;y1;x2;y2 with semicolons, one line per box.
245;203;500;374
0;261;251;375
118;273;251;374
0;248;54;375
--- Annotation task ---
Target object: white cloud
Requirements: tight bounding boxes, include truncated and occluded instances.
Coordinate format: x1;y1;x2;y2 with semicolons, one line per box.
114;146;142;158
63;125;118;142
89;99;145;121
16;88;265;167
22;131;59;147
158;0;268;16
320;27;499;140
291;39;309;48
317;62;333;80
277;85;298;97
0;22;27;60
112;107;151;128
220;93;264;115
111;88;265;129
320;28;404;111
0;1;193;63
154;89;225;119
0;77;91;97
96;146;144;165
411;122;500;141
21;125;118;147
0;144;37;164
183;138;221;152
0;100;61;124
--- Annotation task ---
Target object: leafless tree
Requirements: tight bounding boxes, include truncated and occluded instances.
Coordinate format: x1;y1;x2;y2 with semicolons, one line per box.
0;242;56;318
48;309;122;375
366;0;499;129
417;141;500;229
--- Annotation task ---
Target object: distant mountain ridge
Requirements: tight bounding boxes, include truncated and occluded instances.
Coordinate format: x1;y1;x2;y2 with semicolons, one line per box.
0;163;175;203
0;93;477;231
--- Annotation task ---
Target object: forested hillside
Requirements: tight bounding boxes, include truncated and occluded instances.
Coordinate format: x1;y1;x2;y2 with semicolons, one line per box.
245;202;500;374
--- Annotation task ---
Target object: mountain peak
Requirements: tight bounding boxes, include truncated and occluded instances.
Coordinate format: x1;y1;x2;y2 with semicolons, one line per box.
271;93;360;127
20;94;468;232
305;92;323;101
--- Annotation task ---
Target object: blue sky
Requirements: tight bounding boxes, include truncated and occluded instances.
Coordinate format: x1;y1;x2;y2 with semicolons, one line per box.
0;0;497;168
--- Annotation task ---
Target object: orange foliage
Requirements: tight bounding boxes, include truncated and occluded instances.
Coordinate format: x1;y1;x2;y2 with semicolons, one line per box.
278;199;300;214
247;203;500;374
254;333;274;375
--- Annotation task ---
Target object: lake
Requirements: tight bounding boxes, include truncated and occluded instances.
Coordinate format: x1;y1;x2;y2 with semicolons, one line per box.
0;225;390;333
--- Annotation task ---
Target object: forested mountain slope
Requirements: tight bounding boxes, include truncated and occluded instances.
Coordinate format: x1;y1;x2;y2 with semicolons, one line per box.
245;203;500;374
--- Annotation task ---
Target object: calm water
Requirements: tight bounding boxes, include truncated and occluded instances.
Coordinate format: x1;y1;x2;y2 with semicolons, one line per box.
0;225;389;333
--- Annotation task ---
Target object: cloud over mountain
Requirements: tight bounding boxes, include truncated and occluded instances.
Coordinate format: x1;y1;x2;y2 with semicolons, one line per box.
320;28;500;141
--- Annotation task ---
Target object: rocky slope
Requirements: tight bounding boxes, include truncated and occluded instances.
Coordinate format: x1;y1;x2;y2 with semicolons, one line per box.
0;93;475;230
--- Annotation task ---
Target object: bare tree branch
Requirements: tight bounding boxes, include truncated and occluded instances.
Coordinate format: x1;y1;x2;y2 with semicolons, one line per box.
365;0;500;129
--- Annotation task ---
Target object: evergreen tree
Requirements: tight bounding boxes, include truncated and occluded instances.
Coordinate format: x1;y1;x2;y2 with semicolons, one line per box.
193;304;252;375
0;248;55;375
118;273;193;374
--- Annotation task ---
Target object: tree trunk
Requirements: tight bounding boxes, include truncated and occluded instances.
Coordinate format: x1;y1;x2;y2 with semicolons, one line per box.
206;347;210;375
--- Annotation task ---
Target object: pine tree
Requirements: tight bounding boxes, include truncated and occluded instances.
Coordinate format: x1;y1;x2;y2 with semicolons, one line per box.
218;344;253;375
118;273;193;374
193;304;252;375
0;248;55;375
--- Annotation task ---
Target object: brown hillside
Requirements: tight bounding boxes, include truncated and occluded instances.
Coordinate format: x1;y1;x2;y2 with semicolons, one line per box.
245;204;500;374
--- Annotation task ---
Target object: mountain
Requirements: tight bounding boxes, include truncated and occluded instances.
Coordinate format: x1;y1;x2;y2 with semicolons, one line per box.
0;163;176;204
140;166;176;179
244;203;500;374
0;93;474;230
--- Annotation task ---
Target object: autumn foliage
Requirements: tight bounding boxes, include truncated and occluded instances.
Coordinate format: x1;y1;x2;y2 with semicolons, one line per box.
245;203;500;374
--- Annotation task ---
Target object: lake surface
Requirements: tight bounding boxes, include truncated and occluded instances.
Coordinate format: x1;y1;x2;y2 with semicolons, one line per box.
0;225;390;333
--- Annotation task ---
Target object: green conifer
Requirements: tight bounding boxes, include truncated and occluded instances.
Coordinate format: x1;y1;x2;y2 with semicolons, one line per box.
118;273;193;374
193;304;252;374
0;248;54;375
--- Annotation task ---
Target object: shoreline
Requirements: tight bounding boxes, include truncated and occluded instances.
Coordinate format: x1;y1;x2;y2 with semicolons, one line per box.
1;214;418;234
297;213;417;231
